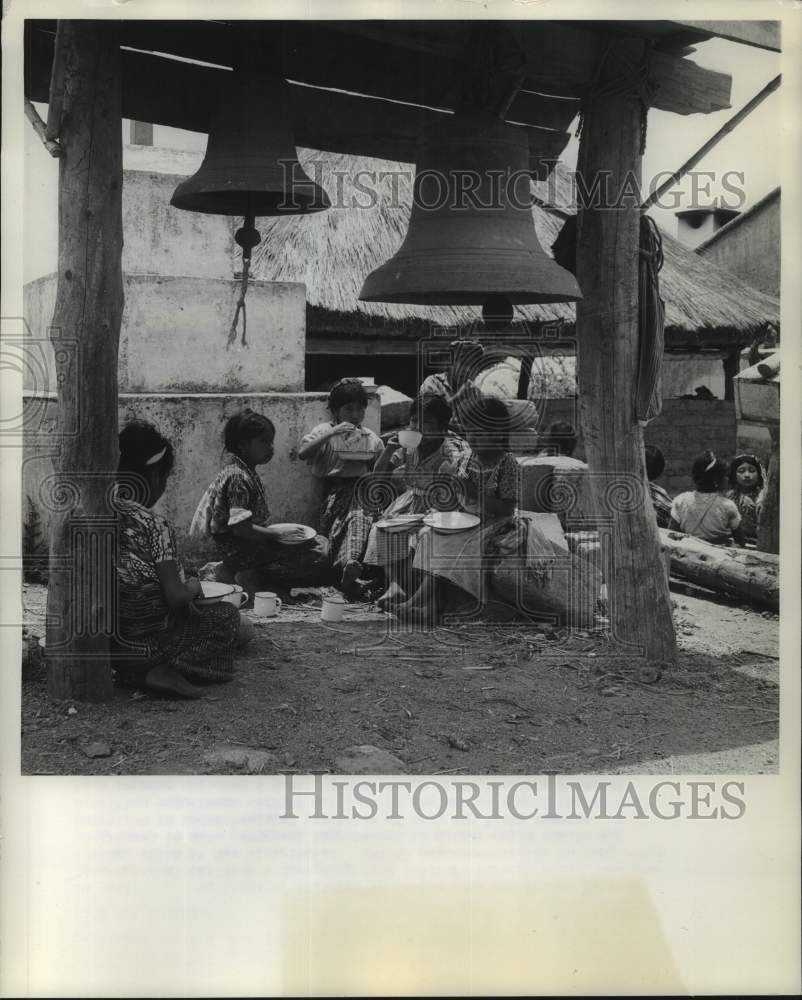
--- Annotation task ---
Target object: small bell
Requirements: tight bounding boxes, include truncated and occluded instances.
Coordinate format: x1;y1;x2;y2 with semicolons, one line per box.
170;69;329;217
170;52;329;348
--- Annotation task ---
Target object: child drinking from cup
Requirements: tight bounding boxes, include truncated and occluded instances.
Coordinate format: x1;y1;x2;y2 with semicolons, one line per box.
298;379;385;597
364;393;474;608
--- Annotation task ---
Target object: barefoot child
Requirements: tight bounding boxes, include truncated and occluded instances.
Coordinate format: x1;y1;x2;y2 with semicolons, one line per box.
298;379;384;596
112;421;247;699
364;394;474;608
398;397;534;625
192;409;329;593
399;399;601;628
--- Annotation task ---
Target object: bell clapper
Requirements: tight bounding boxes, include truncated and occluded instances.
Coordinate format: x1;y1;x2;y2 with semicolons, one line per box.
228;214;262;348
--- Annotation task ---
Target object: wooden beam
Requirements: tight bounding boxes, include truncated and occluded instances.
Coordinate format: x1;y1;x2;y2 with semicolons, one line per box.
323;20;733;114
26;31;570;176
46;21;123;702
69;20;580;132
574;36;677;665
668;20;781;52
27;20;731;126
517;22;732;115
660;529;779;608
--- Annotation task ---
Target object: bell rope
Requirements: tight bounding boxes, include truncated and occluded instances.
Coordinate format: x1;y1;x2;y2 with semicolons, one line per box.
228;215;261;348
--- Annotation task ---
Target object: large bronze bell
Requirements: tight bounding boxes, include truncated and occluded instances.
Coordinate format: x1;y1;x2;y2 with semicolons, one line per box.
170;68;329;217
359;113;581;308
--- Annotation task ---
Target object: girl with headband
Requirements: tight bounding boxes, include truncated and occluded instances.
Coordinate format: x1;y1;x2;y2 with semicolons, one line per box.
113;420;248;699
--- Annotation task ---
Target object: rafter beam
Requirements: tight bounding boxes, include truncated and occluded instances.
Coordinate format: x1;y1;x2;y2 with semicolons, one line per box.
26;21;733;122
667;20;781;52
25;33;569;176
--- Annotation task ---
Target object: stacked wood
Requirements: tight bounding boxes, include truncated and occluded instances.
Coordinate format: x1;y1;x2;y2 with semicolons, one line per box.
659;529;779;611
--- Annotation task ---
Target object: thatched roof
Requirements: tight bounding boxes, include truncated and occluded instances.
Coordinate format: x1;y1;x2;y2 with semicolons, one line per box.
246;151;779;339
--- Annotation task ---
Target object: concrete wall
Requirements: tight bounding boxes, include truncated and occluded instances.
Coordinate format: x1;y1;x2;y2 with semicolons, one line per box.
122;169;233;280
661;353;725;399
643;400;737;494
24;127;209;285
23;391;381;560
24;273;307;394
538;397;737;495
24;159;307;394
676;212;722;250
339;351;728;403
698;193;781;299
736;421;773;468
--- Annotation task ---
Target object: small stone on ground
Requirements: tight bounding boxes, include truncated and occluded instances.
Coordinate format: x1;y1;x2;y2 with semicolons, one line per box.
203;745;278;773
334;745;405;773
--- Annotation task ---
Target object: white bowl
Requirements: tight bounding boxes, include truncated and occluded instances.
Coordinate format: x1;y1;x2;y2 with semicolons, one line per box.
398;429;423;448
376;513;425;533
270;523;317;545
423;511;481;533
195;582;236;605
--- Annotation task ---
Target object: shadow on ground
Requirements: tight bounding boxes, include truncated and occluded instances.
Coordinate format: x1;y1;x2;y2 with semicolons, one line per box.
21;615;779;776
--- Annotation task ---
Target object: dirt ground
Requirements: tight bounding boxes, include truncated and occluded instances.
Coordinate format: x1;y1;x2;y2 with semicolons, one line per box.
20;583;779;776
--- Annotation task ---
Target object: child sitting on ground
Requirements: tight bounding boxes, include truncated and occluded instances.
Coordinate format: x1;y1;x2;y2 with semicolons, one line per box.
191;409;330;594
113;420;250;699
669;450;744;546
726;453;765;546
645;444;672;528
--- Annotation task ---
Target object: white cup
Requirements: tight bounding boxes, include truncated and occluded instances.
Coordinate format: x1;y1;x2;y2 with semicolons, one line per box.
398;428;423;449
222;585;249;609
254;591;282;617
321;595;346;623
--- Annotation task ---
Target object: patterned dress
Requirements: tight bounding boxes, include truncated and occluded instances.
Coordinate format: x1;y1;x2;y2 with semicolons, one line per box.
362;432;474;567
113;498;239;682
413;453;596;619
725;488;763;545
300;422;384;571
191;455;329;585
412;451;522;601
648;482;673;529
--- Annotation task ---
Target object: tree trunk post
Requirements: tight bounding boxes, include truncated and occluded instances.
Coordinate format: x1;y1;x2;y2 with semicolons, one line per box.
757;424;780;554
45;21;123;701
574;38;677;665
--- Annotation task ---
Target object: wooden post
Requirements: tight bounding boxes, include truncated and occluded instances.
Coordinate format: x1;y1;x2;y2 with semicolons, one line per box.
722;345;740;402
46;22;123;701
758;424;780;554
575;38;677;665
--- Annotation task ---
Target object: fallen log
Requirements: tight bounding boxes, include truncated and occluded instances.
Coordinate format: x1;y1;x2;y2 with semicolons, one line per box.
659;529;779;611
